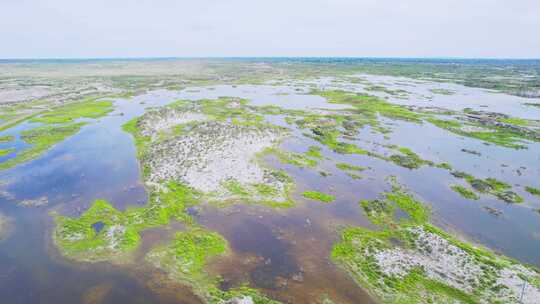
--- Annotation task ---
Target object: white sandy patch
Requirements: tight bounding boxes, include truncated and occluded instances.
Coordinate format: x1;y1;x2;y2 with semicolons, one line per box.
374;227;482;293
106;225;126;250
372;227;540;303
145;121;283;194
139;108;207;139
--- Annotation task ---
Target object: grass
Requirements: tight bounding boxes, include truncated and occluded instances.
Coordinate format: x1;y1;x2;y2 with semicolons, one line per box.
0;123;86;171
53;181;201;262
428;117;535;149
429;88;456;95
309;126;370;155
302;191;335;203
389;147;433;169
31;98;113;124
451;185;480;200
525;186;540;196
264;147;318;168
146;228;232;302
0;135;14;143
332;182;539;304
451;171;523;203
499;117;532;127
336;162;367;172
146;228;228;281
315;90;423;123
0;148;15;157
0;97;115;170
305;145;323;159
147;229;283;303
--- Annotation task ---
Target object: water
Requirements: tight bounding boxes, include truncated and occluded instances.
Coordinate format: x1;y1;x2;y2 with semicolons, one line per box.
0;79;539;303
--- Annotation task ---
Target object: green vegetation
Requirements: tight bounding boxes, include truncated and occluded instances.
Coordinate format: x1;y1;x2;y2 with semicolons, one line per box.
146;227;282;304
499;117;532;127
429;88;455;95
146;228;228;289
31;98;113;124
305;145;324;159
215;178;295;209
291;107;438;171
333;182;540;304
389;147;433;169
525;186;540;196
0;135;14;143
428;117;539;149
451;185;480;200
315;90;423;123
264;147;318;168
451;171;523;203
124;100;296;210
0;97;115;171
336;162;367;172
0;123;85;171
525;103;540;108
302;191;335;203
0;148;15;157
436;162;453;170
53;181;201;262
360;183;430;226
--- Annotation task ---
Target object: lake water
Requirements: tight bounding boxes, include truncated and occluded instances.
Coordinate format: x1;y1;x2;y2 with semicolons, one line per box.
0;80;539;303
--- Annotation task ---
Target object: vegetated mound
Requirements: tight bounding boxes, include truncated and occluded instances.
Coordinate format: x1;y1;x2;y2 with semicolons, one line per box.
332;184;540;304
138;107;208;139
144;120;289;202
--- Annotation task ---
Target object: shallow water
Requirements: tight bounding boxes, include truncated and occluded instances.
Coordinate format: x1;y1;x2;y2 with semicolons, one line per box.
0;79;539;303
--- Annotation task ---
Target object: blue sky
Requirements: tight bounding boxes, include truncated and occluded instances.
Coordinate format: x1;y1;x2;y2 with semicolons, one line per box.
1;0;539;58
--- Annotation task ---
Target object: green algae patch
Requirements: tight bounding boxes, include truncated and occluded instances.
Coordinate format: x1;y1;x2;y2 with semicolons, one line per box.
121;117;152;164
0;97;115;171
427;117;538;150
264;147;318;168
525;186;540;197
146;228;282;304
53;199;140;263
0;135;14;143
451;185;480;200
525;103;540;108
310;127;370;155
429;88;456;95
436;162;453;170
146;228;228;292
499;117;532;127
388;147;433;169
302;191;335;203
315;90;423;123
305;145;324;159
215;175;295;210
451;171;523;203
0;148;15;157
336;162;367;172
0;122;85;171
333;184;540;304
31;98;114;124
53;181;201;263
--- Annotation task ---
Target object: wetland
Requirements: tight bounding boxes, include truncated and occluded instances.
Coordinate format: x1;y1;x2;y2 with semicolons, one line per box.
0;58;539;304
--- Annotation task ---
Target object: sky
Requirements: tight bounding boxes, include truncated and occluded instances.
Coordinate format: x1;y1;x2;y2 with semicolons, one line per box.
1;0;539;59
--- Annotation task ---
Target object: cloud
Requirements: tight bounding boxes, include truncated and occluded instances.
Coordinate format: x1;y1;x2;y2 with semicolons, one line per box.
1;0;539;58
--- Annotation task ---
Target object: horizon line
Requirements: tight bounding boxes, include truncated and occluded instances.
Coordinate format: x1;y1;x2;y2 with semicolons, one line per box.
1;56;540;61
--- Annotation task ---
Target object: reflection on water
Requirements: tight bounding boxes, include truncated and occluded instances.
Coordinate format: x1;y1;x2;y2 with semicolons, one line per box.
0;81;539;303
